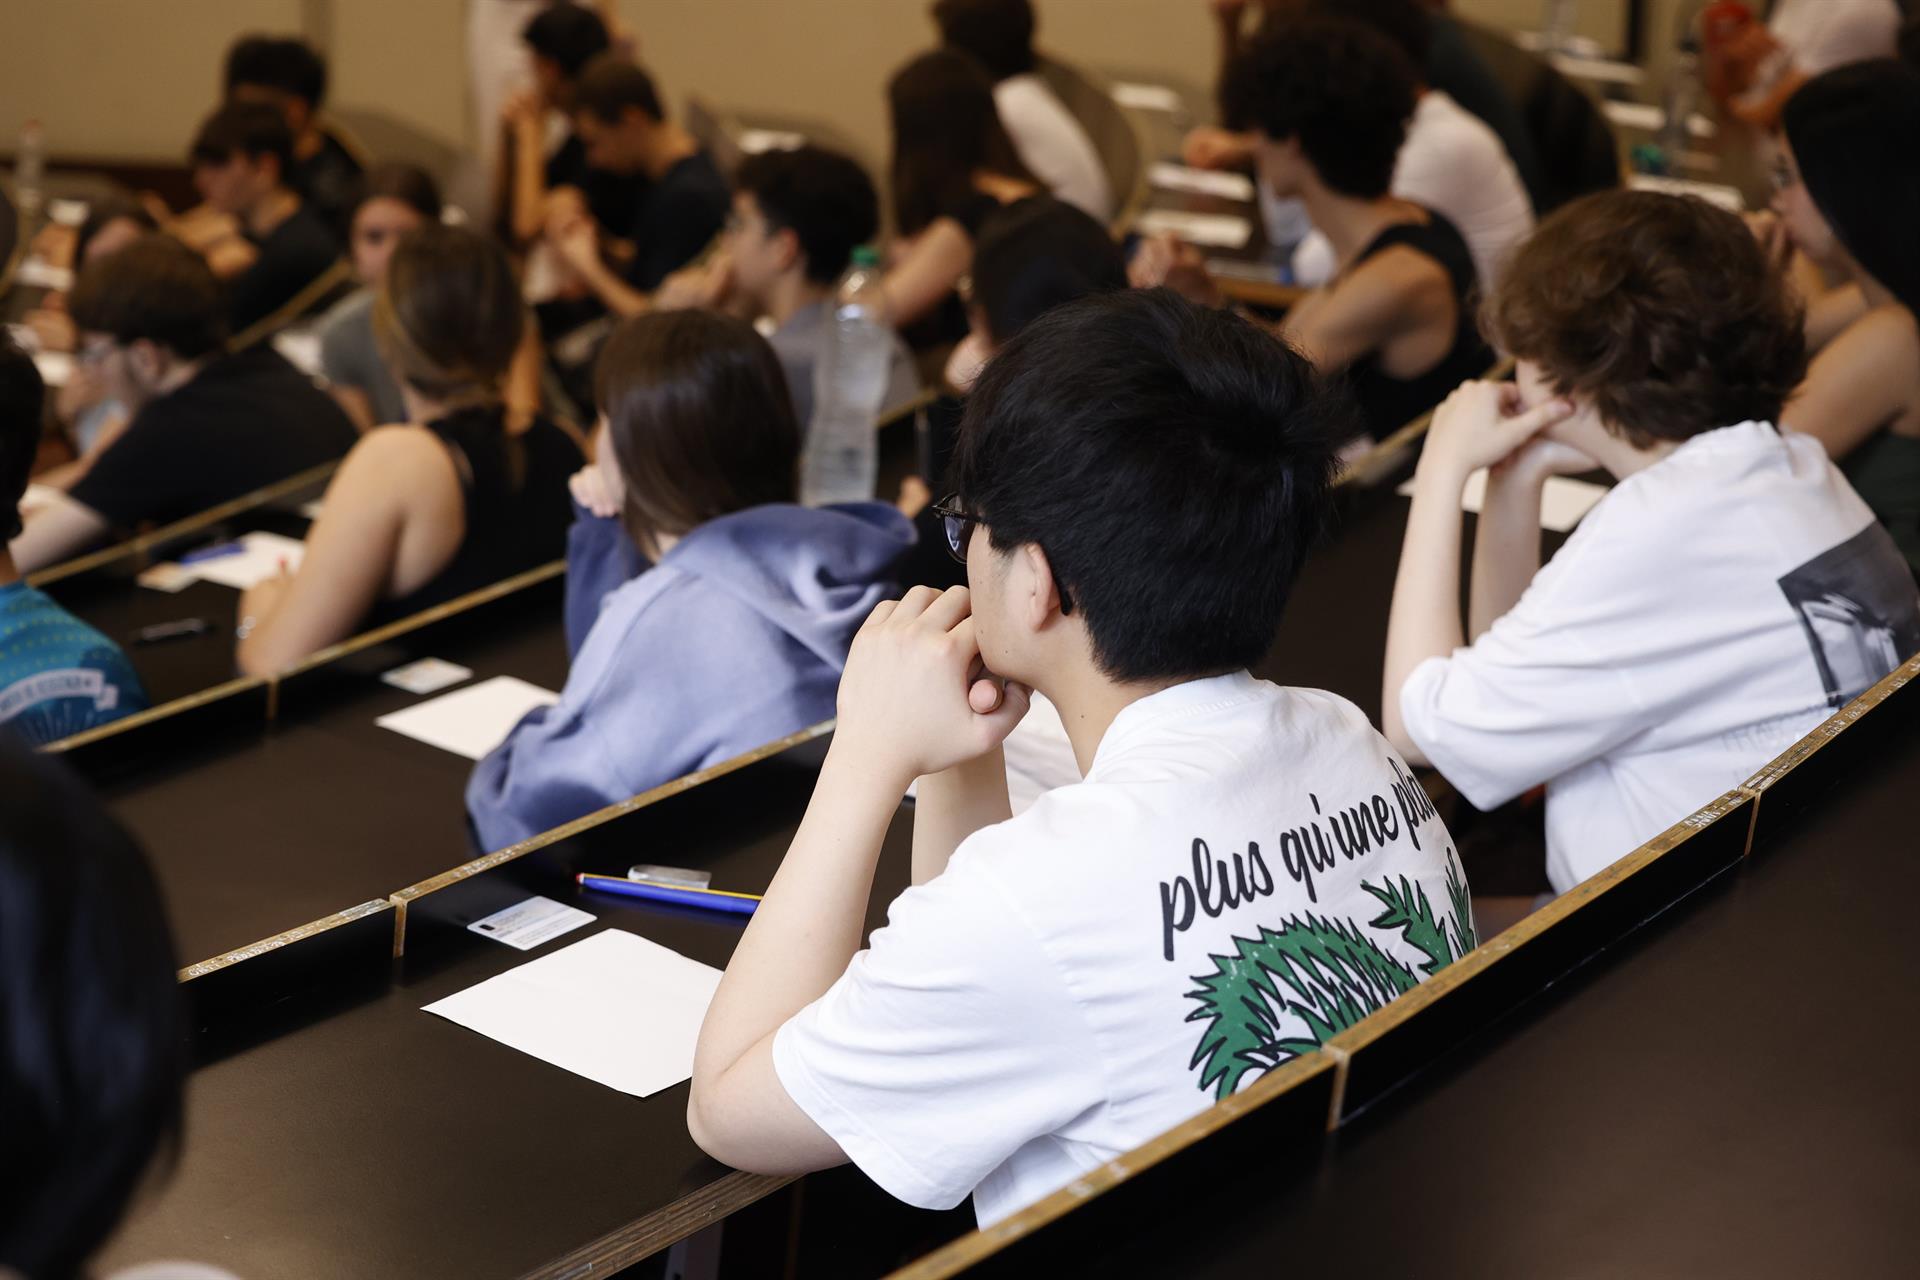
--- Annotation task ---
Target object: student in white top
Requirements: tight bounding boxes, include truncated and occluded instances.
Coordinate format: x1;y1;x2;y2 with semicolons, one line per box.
1708;0;1900;128
931;0;1114;222
1384;190;1920;897
1286;0;1533;291
690;289;1473;1225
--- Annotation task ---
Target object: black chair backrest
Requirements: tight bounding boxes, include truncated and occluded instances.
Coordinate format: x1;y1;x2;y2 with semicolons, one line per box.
1457;21;1622;215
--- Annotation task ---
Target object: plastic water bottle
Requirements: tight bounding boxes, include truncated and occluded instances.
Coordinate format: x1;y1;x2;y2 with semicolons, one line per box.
1658;37;1702;171
800;246;889;507
1541;0;1579;54
15;118;45;227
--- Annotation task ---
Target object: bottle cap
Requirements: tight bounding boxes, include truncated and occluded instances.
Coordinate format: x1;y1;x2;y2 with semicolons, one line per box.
850;245;881;268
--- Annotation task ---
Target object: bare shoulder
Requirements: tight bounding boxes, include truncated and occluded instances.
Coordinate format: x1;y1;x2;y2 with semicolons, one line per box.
330;424;462;501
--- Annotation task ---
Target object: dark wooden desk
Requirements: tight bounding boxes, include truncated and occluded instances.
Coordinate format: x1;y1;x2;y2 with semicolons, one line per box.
98;738;918;1280
95;574;568;967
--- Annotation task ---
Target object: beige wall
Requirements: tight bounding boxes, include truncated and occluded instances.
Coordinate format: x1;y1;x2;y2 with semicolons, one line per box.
0;0;1669;175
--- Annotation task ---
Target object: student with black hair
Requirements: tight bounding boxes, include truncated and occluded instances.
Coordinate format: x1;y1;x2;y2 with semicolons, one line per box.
662;145;920;427
1284;0;1533;293
688;289;1469;1223
237;225;581;674
224;33;364;237
501;2;646;248
1135;15;1493;442
0;737;187;1279
185;101;344;334
543;55;729;318
12;236;356;574
316;164;445;431
0;333;145;744
468;310;912;851
929;0;1112;220
879;48;1044;341
1770;60;1920;574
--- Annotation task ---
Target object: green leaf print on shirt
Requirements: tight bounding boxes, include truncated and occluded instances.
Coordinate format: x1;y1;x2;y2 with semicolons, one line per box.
1184;852;1476;1100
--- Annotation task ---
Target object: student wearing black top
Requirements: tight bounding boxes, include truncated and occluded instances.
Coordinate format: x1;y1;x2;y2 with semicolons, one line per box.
237;225;582;675
1136;15;1492;442
501;1;646;247
10;236;357;575
543;55;730;318
187;101;344;335
224;34;365;238
879;48;1042;343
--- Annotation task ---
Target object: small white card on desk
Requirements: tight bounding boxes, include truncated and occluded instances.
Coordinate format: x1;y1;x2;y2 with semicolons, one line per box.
466;895;595;950
375;675;559;760
381;657;475;696
736;128;806;154
1134;208;1253;249
32;350;73;388
136;562;196;594
181;531;306;590
15;259;72;291
1111;82;1183;113
1149;163;1255;203
1396;470;1608;534
423;928;725;1098
1626;174;1745;213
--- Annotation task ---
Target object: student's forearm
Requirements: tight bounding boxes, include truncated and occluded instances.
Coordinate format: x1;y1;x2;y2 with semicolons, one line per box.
509;129;549;246
695;740;907;1076
911;748;1012;886
1382;460;1470;760
578;256;652;319
1468;466;1546;641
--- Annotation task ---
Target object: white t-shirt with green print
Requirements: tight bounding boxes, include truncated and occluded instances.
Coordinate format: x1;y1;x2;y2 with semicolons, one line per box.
774;671;1469;1226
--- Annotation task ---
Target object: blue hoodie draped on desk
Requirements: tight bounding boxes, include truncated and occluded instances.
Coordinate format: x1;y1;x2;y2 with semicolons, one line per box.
465;501;915;851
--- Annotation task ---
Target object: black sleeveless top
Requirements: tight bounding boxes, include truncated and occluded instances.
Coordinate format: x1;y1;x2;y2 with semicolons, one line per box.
368;405;583;626
1340;211;1494;441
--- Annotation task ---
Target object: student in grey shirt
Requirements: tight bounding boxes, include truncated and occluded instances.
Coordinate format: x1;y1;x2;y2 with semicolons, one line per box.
659;145;920;426
315;165;442;430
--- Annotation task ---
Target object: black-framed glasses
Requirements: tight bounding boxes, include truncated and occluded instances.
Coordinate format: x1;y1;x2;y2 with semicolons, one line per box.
931;495;978;565
929;495;1072;615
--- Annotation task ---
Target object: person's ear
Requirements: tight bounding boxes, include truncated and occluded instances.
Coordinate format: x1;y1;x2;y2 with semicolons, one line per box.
1018;542;1067;632
772;227;802;274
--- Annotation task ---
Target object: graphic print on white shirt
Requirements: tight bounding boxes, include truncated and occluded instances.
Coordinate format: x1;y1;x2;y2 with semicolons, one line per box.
774;674;1469;1225
1776;524;1920;708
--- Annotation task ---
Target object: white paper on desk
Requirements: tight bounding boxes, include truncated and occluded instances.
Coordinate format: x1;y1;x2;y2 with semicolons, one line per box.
32;350;73;388
15;259;72;291
1602;100;1716;139
1627;174;1744;212
737;128;805;154
180;531;306;590
272;328;323;376
1111;82;1183;112
1396;470;1608;534
375;675;559;760
1148;163;1255;202
1134;208;1253;249
423;928;724;1098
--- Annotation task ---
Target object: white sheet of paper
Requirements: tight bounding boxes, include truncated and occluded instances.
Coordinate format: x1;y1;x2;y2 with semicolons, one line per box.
1602;100;1716;139
16;259;72;290
422;928;724;1098
1396;470;1608;533
272;328;324;375
736;128;806;154
1148;163;1255;203
1626;174;1745;212
1111;82;1183;112
181;531;306;590
375;675;559;760
466;895;595;950
32;351;73;388
1134;208;1253;249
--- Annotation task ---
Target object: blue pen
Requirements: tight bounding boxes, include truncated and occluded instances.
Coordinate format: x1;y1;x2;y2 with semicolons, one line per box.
576;872;760;917
180;540;246;565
